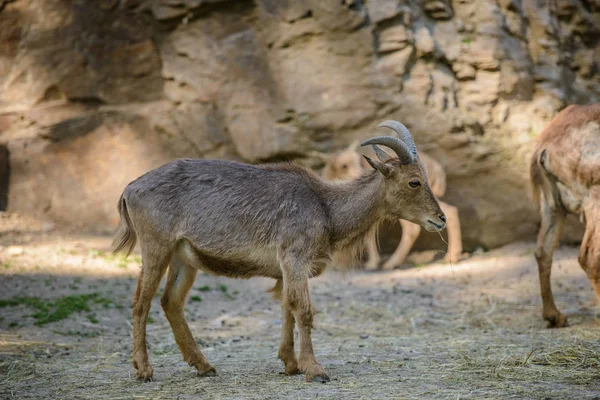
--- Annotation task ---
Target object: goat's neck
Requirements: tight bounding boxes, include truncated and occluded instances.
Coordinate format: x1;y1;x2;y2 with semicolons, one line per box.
325;171;384;247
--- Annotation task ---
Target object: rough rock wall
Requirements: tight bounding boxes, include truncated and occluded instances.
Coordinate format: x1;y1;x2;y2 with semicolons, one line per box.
0;0;598;249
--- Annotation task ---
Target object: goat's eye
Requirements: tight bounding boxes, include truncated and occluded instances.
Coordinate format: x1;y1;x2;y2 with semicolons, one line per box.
409;180;421;188
341;164;348;169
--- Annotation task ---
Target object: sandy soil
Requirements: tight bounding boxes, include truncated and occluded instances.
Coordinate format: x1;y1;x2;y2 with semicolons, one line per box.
0;212;599;399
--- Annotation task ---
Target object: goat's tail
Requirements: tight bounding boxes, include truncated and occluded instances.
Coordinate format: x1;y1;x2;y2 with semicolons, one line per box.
530;147;544;212
112;194;137;257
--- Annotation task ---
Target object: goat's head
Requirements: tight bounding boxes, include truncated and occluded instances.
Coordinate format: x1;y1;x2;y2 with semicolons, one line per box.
362;120;446;232
321;140;364;181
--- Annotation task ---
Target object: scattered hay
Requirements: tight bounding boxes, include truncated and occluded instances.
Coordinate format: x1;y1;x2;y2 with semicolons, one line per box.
452;339;600;385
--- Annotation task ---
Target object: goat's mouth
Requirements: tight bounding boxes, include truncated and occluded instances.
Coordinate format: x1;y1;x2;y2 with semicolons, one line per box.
425;219;445;232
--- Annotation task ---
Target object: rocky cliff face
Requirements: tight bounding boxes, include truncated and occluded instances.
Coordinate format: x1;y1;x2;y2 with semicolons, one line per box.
0;0;598;249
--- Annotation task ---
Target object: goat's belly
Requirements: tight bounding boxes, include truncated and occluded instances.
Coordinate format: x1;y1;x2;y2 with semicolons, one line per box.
176;240;282;279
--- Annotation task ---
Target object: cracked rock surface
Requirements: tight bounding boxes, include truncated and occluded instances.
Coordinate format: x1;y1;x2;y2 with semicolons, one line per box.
0;0;598;249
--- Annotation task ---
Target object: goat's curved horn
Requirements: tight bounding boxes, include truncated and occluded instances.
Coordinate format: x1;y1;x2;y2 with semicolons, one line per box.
361;136;414;165
377;120;417;157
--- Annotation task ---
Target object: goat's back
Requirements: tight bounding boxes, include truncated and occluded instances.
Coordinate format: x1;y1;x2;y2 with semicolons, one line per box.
122;159;331;248
532;104;600;188
530;104;600;214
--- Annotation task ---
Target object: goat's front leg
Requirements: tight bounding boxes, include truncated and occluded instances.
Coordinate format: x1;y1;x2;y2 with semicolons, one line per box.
279;303;300;375
535;201;566;328
382;220;421;270
280;258;329;383
270;279;300;375
364;235;381;270
439;200;463;263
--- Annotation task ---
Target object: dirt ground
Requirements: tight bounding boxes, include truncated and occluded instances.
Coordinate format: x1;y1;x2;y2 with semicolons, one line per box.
1;212;599;399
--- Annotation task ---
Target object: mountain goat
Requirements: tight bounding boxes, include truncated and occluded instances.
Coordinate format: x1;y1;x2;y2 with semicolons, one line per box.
530;104;600;328
112;120;446;382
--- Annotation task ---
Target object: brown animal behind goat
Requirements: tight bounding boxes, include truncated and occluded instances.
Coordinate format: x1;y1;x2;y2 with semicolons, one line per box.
321;140;463;269
530;103;600;328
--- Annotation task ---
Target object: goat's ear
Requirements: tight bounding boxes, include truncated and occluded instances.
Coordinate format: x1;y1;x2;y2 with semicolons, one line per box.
347;139;360;152
372;145;394;163
310;151;330;163
363;155;393;177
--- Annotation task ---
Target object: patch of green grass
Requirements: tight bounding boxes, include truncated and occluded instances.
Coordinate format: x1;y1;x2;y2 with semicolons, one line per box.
0;293;114;326
190;295;202;302
87;314;99;324
9;322;18;328
462;37;473;44
88;249;101;258
147;316;155;324
53;329;100;338
197;285;211;292
217;284;237;300
89;250;137;268
2;263;11;270
95;297;114;309
131;255;142;264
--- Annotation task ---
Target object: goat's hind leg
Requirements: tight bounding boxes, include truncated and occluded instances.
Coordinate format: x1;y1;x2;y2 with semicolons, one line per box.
579;192;600;304
132;244;170;381
535;202;566;328
162;256;216;377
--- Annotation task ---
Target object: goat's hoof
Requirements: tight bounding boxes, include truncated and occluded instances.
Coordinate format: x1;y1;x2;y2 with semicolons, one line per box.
544;313;568;328
364;260;380;271
135;365;154;382
303;365;329;383
196;365;217;377
310;374;330;383
381;261;397;271
444;252;468;263
284;363;301;375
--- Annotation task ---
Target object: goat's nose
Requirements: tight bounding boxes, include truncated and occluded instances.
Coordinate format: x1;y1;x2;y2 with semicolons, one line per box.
439;214;446;223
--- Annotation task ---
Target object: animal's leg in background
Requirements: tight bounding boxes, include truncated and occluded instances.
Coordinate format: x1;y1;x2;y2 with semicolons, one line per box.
270;279;300;375
382;220;421;270
161;256;216;377
439;201;463;263
579;191;600;302
535;201;566;328
132;244;171;381
364;235;381;270
280;254;329;382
